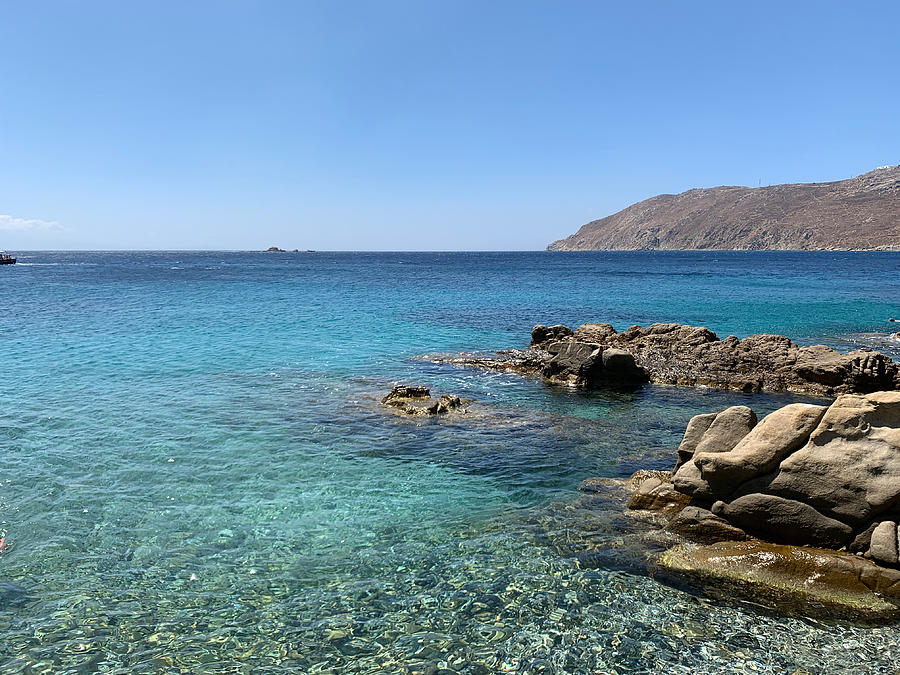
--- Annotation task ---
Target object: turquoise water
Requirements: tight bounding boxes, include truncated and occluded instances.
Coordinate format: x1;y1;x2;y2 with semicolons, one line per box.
1;251;899;673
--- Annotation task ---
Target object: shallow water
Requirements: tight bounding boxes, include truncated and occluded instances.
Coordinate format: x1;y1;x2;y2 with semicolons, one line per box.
1;251;899;673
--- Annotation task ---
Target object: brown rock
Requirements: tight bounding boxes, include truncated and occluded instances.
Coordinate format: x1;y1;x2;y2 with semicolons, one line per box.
672;406;757;499
869;521;899;566
573;322;617;343
673;412;717;471
381;385;468;416
666;506;748;543
692;403;827;498
764;391;900;525
713;494;853;549
381;385;431;403
424;321;900;395
542;341;602;386
542;341;647;389
530;324;573;348
850;522;879;554
658;539;900;622
627;480;691;514
625;469;672;490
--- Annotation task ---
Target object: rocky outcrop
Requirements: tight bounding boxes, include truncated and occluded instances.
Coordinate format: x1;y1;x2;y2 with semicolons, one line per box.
542;341;648;389
547;165;900;251
381;385;468;416
620;391;900;618
667;391;900;557
530;324;573;348
590;323;898;395
424;322;900;396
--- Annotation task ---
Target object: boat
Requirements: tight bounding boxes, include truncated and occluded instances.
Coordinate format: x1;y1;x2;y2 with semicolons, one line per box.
0;251;15;265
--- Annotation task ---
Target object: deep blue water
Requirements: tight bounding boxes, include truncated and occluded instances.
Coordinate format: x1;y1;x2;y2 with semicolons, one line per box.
1;251;899;673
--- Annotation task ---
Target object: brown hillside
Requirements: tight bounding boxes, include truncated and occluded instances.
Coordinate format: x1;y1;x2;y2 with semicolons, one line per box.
548;166;900;251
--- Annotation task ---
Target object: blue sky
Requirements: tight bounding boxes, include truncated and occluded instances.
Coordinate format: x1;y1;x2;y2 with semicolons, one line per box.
1;1;898;250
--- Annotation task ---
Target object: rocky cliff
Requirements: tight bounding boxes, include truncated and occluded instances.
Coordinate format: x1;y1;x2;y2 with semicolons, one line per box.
548;166;900;251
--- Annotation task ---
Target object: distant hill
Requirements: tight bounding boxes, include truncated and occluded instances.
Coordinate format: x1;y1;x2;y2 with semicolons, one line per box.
547;166;900;251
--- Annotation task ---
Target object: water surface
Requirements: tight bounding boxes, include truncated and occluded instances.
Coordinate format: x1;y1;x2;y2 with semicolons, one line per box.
2;251;899;673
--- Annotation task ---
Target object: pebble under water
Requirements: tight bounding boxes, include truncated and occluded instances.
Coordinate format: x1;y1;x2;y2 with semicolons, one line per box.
2;251;900;673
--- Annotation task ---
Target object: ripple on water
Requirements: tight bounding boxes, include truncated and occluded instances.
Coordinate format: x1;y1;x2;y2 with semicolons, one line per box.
3;251;900;672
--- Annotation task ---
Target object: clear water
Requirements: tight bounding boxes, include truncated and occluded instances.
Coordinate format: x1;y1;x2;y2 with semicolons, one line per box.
1;251;899;673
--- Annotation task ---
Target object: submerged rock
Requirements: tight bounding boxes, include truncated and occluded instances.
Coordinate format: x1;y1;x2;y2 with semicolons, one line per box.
657;540;900;622
626;477;691;514
666;506;748;544
381;385;468;416
417;349;552;377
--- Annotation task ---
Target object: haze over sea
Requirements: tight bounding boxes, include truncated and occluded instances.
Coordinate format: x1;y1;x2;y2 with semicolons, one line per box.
2;250;900;673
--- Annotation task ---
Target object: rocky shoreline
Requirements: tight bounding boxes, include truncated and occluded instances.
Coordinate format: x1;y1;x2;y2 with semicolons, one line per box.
415;322;900;621
421;321;900;396
610;390;900;621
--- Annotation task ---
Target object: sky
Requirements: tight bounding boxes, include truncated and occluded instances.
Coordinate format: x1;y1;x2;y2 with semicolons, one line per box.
0;1;898;251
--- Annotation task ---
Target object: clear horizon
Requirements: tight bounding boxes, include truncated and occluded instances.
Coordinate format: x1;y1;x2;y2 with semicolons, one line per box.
2;1;898;250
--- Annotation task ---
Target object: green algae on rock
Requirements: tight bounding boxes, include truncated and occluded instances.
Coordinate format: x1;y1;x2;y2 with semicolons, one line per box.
657;540;900;623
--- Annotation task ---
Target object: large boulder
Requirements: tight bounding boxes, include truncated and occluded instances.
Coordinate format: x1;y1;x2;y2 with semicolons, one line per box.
542;341;603;386
600;348;649;386
573;322;617;343
542;341;647;389
530;324;573;348
713;494;853;549
658;540;900;622
673;412;717;471
691;403;827;498
869;521;899;566
763;391;900;525
671;406;757;499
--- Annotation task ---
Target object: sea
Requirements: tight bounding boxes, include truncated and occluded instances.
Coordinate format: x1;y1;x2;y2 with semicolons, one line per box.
2;250;900;674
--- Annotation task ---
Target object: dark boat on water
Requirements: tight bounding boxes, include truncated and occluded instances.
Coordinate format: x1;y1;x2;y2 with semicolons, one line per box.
0;251;16;265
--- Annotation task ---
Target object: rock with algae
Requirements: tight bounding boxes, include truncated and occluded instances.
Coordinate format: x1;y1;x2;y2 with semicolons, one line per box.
657;540;900;622
381;385;468;416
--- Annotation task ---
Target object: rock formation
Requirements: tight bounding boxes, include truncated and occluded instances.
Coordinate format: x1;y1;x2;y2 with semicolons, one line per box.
422;322;900;396
669;392;900;550
658;540;900;622
625;391;900;619
381;385;468;416
548;165;900;251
